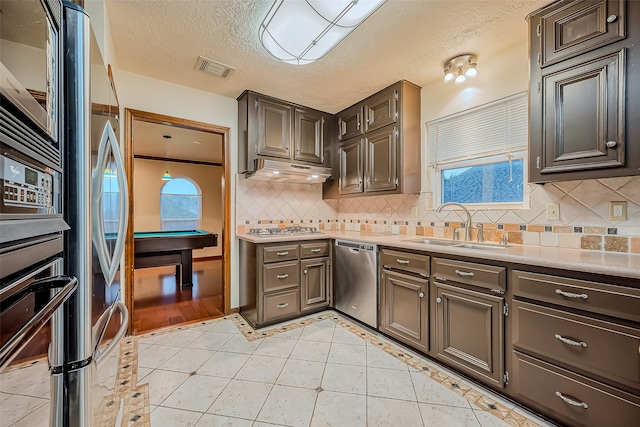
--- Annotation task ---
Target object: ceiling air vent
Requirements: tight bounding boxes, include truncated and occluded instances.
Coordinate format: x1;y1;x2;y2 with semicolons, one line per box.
194;56;236;79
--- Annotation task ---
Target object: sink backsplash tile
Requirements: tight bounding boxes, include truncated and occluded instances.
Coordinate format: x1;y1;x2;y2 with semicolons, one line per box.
235;175;640;254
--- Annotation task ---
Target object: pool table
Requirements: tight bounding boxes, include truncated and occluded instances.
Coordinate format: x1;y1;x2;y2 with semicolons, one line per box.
133;230;218;287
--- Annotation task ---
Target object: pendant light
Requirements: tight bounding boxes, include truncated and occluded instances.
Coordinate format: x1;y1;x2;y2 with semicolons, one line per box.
162;134;172;181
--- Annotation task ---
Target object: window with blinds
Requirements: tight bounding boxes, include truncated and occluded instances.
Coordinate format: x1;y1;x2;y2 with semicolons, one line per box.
427;92;529;207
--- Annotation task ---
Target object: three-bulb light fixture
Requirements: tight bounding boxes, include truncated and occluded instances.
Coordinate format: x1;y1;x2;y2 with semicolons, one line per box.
443;54;478;84
259;0;387;65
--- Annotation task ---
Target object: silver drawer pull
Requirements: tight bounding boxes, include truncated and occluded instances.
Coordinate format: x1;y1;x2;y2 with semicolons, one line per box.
276;274;289;279
555;334;587;348
555;289;588;300
555;391;588;409
277;303;289;309
276;251;289;256
455;269;474;277
311;248;321;253
396;259;410;265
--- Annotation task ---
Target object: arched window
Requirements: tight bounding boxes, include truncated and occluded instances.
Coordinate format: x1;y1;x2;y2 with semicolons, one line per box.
160;178;201;231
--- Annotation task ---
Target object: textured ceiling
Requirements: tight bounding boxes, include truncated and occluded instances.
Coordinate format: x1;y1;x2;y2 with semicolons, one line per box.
106;0;549;114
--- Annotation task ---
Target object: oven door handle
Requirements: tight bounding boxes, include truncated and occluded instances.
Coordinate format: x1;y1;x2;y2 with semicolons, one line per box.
0;276;78;372
93;300;129;368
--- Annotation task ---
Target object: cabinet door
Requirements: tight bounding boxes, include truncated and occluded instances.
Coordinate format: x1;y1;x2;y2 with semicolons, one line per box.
433;281;505;387
538;50;624;175
365;127;397;193
300;258;330;312
337;104;364;142
339;138;364;195
257;97;292;159
539;0;626;67
364;87;397;132
380;270;428;352
294;108;324;164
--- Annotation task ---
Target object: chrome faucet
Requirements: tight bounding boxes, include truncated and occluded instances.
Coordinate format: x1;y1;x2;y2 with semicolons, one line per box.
436;202;471;241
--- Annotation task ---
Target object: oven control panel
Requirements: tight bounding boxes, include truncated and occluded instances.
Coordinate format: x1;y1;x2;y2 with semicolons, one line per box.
1;155;53;209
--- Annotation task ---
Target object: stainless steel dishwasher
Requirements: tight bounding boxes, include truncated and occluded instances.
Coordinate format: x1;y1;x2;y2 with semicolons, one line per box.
334;240;379;328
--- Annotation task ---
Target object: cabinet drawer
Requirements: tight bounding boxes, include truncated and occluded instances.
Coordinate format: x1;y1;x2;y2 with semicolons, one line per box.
263;288;300;323
512;270;640;322
432;258;505;292
263;261;299;293
512;352;640;427
262;244;299;263
381;249;429;277
300;241;329;259
513;301;640;392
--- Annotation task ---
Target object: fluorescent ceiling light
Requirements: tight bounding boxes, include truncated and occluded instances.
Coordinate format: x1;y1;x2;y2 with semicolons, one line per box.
259;0;387;65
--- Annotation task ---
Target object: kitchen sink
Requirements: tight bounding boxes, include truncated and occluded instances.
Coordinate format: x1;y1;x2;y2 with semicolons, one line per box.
457;243;510;250
408;239;461;246
407;239;510;250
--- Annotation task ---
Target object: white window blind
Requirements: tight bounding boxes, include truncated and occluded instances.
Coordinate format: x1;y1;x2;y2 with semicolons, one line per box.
427;92;528;168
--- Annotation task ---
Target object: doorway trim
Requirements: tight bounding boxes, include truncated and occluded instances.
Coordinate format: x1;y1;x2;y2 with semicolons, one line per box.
123;108;232;334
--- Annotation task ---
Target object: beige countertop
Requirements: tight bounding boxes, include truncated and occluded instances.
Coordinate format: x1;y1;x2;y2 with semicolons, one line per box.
237;230;640;280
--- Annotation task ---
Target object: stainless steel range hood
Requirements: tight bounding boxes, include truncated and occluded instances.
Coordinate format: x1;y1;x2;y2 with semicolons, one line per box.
243;158;331;184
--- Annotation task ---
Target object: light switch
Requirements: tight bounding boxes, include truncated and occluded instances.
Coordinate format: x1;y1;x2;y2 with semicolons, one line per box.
546;203;560;221
410;207;418;218
384;207;392;217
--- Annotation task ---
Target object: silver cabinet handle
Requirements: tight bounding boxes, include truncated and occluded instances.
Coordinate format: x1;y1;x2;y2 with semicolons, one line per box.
607;14;617;23
455;269;474;277
311;248;321;253
419;292;425;298
277;303;289;309
555;392;588;409
606;140;617;148
396;259;410;265
276;274;289;279
436;297;442;303
303;269;308;274
555;334;587;348
276;251;289;256
555;289;588;299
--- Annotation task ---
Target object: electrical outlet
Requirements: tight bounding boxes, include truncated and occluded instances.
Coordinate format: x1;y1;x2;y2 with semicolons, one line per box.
609;201;627;221
546;203;560;221
384;208;392;217
410;207;418;218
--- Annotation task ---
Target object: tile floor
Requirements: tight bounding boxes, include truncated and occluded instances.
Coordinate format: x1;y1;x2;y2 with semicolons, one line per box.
1;311;558;427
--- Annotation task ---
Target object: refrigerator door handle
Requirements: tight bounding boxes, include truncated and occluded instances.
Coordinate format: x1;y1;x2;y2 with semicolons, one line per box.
0;276;78;372
93;300;129;368
91;121;129;287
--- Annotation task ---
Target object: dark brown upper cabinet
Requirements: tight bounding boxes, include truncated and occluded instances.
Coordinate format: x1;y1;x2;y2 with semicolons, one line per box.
527;0;640;183
539;0;626;67
337;104;364;142
237;91;331;172
256;97;292;159
294;108;324;164
325;80;421;199
338;138;364;195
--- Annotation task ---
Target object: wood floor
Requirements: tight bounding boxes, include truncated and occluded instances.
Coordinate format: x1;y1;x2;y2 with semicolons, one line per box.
132;258;225;334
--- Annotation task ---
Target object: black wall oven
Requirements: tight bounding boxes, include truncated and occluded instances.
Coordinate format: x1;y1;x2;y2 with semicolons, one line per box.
0;0;76;372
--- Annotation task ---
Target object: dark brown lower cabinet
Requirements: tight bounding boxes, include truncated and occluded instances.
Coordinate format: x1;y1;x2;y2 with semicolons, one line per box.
380;269;428;352
300;257;331;312
512;351;640;427
432;281;505;388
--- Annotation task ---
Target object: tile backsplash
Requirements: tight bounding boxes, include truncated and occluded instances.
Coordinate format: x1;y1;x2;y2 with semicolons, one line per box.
235;175;640;254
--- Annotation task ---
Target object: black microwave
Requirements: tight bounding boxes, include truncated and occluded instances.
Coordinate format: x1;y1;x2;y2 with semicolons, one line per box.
0;0;62;170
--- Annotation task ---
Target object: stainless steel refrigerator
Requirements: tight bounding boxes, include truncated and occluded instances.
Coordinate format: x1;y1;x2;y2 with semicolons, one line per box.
61;2;129;426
